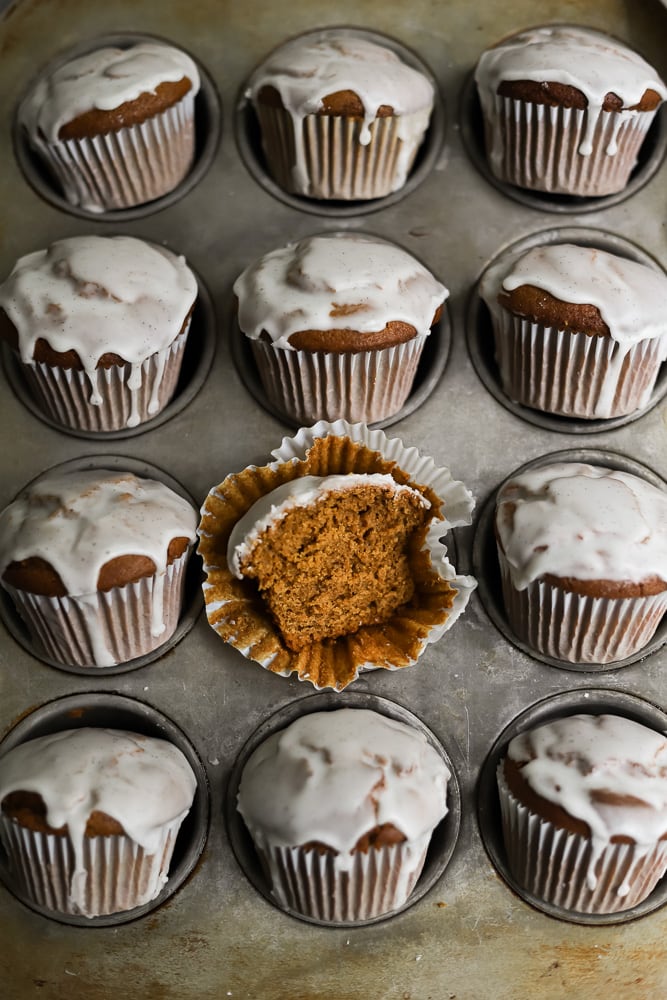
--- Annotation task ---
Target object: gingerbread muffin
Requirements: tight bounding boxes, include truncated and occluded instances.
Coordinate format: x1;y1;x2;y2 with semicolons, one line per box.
0;234;198;433
0;468;198;669
237;707;450;921
498;713;667;913
474;25;666;197
494;461;667;664
233;233;447;424
479;242;667;419
0;727;197;917
19;40;201;212
247;30;435;200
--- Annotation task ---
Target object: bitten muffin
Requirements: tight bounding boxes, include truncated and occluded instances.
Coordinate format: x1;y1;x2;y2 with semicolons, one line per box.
198;421;476;690
19;40;201;212
494;461;667;664
479;242;667;419
237;707;450;921
233;232;447;424
0;727;197;917
247;30;435;200
0;468;198;669
474;25;666;197
0;234;198;432
497;713;667;913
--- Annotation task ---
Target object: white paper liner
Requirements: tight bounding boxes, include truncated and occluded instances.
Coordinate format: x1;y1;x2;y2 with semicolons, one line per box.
255;103;429;199
497;766;667;913
20;326;189;432
497;551;667;664
28;93;196;212
0;813;181;917
252;831;431;921
483;95;657;196
250;335;426;424
3;550;191;668
490;313;667;418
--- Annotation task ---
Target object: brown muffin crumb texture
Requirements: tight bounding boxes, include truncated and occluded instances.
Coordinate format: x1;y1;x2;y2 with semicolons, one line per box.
302;822;407;855
257;83;394;118
497;285;609;337
2;789;125;837
57;77;194;140
496;79;662;112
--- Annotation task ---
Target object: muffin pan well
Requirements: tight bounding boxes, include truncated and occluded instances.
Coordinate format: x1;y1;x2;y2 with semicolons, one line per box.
1;1;667;998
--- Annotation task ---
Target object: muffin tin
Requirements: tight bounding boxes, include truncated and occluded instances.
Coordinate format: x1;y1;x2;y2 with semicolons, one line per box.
1;1;666;998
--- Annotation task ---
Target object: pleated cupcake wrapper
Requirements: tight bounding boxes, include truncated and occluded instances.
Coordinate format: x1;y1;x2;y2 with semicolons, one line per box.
255;104;427;199
490;313;667;419
20;326;189;432
3;551;190;668
497;767;667;914
252;833;430;922
30;94;196;212
0;813;181;917
497;551;667;664
249;335;426;424
198;421;476;690
483;95;656;196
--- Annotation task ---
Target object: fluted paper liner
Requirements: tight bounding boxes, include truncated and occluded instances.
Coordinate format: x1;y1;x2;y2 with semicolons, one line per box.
497;766;667;914
490;313;667;419
29;94;196;212
250;335;426;424
198;421;476;690
497;550;667;664
4;550;191;668
483;95;657;196
0;813;182;917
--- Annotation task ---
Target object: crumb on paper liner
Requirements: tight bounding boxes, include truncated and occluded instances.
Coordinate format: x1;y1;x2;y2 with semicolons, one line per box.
198;422;476;691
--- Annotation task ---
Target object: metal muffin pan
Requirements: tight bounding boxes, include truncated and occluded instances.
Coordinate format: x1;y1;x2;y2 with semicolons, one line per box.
472;446;667;673
0;690;210;927
477;687;667;926
224;690;462;927
0;454;203;675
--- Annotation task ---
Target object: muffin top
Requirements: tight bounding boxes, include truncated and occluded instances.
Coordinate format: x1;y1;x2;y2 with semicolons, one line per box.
0;726;197;851
20;41;201;142
505;713;667;847
479;243;667;344
233;233;447;350
237;708;449;853
0;469;198;598
495;462;667;593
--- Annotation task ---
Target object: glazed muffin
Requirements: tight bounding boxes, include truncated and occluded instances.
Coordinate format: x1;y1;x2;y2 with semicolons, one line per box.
494;461;667;664
0;727;197;917
497;713;667;913
233;232;447;424
247;30;435;200
198;421;476;690
19;40;201;212
479;242;667;419
0;234;198;433
237;707;450;921
474;25;666;197
0;468;198;669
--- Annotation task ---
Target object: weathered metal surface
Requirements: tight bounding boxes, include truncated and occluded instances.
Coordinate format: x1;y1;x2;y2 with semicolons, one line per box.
0;1;666;998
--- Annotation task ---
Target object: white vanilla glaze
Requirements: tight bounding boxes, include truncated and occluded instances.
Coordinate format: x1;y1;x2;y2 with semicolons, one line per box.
0;235;198;415
21;41;201;142
226;473;430;579
507;713;667;889
475;25;666;161
0;727;197;908
233;233;447;350
0;469;198;638
237;708;449;865
495;462;667;590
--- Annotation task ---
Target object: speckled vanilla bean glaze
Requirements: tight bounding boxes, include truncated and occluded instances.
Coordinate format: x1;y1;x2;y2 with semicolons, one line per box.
20;41;201;142
237;708;449;865
227;473;430;578
495;462;667;591
0;235;198;420
233;233;447;350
